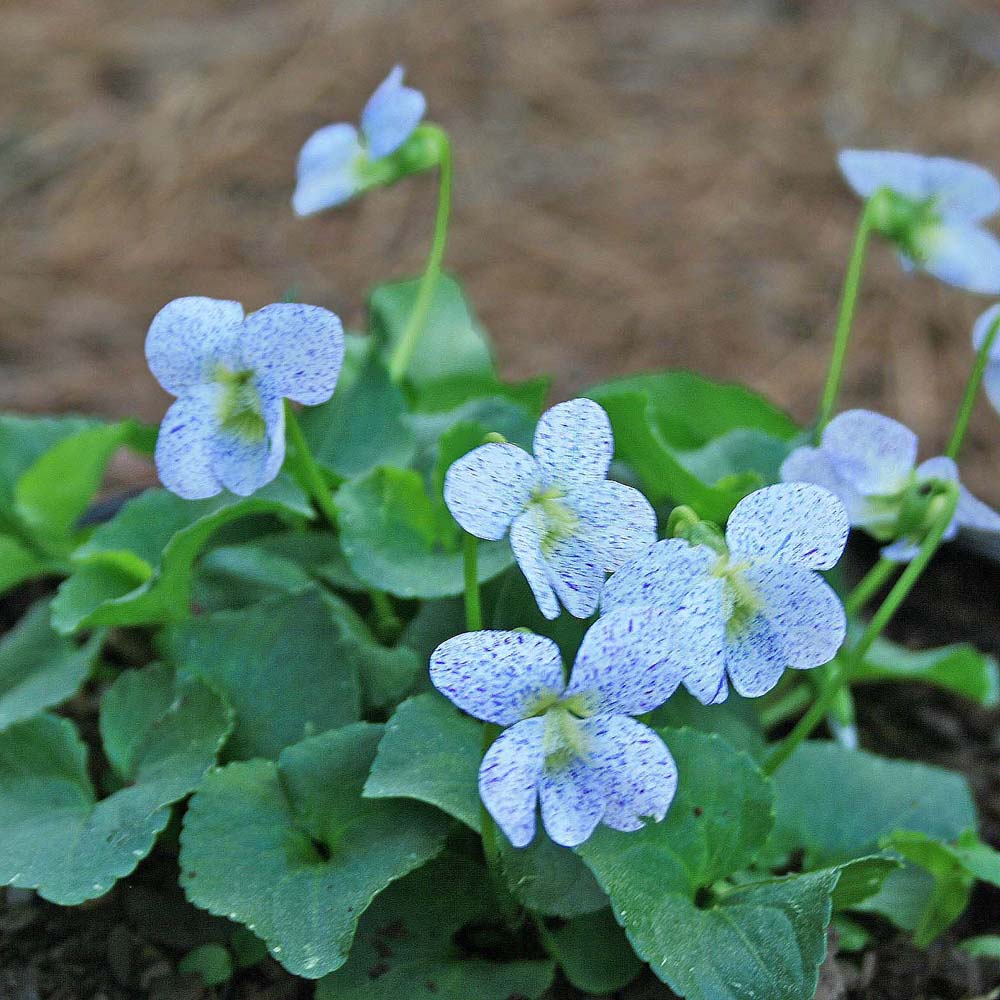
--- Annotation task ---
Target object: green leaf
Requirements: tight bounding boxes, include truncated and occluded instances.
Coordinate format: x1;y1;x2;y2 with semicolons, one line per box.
370;274;494;393
769;742;977;866
878;831;974;945
828;856;900;910
14;420;146;557
335;467;513;599
193;543;315;611
498;831;608;919
364;693;482;831
51;477;312;632
0;534;51;596
648;688;766;760
0;414;99;521
180;723;449;979
161;588;366;759
316;854;555;1000
959;935;1000;959
853;636;999;706
0;664;231;904
0;599;102;732
575;729;837;1000
178;944;233;986
587;372;798;522
300;349;415;479
544;908;643;994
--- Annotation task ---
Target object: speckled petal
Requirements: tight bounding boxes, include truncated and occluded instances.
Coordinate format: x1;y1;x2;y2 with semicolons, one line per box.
544;533;605;620
601;538;715;614
821;410;917;495
572;481;657;573
565;608;682;715
743;563;846;670
539;756;604;848
584;715;677;833
292;123;364;216
146;297;244;395
444;444;540;541
430;630;565;725
724;615;788;698
360;66;426;160
838;150;1000;223
921;223;1000;295
478;719;545;849
510;509;560;620
673;574;729;705
780;444;866;525
154;386;224;499
726;483;849;571
240;303;345;406
533;398;613;491
213;393;286;497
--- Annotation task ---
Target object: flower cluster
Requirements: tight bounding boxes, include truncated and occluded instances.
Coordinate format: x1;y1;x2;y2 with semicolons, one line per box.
444;398;656;619
146;296;344;498
431;609;680;848
782;409;1000;562
293;66;426;216
839;150;1000;294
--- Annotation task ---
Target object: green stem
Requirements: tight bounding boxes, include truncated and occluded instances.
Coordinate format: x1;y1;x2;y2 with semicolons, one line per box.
284;402;340;529
765;482;959;775
388;129;453;384
945;310;1000;461
844;557;898;617
816;200;875;438
463;533;482;631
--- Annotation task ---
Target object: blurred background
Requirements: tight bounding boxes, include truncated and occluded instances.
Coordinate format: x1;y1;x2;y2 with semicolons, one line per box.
4;0;1000;500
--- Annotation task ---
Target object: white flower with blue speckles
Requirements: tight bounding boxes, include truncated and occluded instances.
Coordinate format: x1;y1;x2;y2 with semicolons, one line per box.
430;609;680;848
443;398;657;620
781;409;1000;562
602;483;849;704
293;66;426;216
973;303;1000;416
839;150;1000;294
147;296;344;499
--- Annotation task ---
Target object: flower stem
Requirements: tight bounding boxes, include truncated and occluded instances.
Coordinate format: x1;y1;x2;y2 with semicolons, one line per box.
764;481;959;775
844;556;898;617
816;200;876;439
945;310;1000;461
284;402;340;529
463;532;482;631
388;128;452;384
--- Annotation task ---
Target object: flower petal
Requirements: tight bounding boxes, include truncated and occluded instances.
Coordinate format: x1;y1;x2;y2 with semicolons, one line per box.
545;532;605;619
154;387;224;499
724;615;788;698
146;297;244;395
538;757;604;848
674;575;729;705
972;303;1000;358
584;715;677;833
572;481;657;573
821;410;917;495
533;398;613;491
921;223;1000;295
918;457;1000;535
838;150;1000;223
360;66;426;160
743;563;846;670
430;630;565;725
212;394;286;497
880;537;921;563
240;304;345;406
601;537;714;614
510;509;560;620
444;444;540;541
726;482;849;571
292;123;364;216
565;608;682;715
780;444;867;524
478;719;545;849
